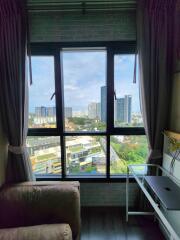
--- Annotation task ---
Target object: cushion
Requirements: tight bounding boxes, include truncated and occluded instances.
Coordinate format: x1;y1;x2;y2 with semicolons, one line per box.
0;224;72;240
0;183;80;239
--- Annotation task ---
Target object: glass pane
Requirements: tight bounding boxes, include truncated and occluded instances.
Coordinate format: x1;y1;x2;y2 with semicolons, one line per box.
62;50;107;132
29;56;56;128
114;54;143;127
110;135;148;174
65;136;106;175
27;136;61;174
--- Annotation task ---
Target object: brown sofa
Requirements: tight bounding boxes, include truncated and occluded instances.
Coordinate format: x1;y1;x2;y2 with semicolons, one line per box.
0;181;81;240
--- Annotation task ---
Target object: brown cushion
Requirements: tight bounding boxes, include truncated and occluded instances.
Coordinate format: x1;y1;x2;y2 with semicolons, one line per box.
0;183;80;240
0;224;72;240
15;181;80;189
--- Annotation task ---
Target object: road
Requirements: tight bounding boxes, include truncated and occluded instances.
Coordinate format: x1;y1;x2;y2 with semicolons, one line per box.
100;138;119;162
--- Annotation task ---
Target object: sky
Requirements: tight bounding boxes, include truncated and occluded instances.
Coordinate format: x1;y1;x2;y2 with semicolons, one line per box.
29;51;141;114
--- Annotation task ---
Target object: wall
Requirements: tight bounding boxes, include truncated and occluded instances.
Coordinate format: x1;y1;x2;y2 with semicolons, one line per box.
170;61;180;132
80;182;139;207
0;120;7;186
162;60;180;238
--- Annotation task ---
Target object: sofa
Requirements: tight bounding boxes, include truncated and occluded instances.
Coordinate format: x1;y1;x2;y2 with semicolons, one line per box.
0;181;81;240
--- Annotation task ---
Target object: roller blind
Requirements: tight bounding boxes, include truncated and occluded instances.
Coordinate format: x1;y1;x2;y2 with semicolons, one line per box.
29;11;136;42
28;0;136;43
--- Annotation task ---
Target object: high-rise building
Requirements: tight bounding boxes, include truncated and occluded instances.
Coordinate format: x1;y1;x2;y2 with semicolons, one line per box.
101;86;106;122
88;102;98;119
97;102;101;120
34;106;56;124
46;107;56;117
35;106;46;117
115;98;125;122
65;107;72;118
35;106;56;117
114;95;132;124
124;95;132;123
114;100;117;122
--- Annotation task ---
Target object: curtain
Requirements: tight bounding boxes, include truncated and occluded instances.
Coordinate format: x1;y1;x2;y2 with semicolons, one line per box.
0;0;33;183
177;1;180;59
137;0;177;164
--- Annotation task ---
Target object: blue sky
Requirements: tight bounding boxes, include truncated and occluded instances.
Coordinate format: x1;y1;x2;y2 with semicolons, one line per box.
114;54;140;112
29;52;140;113
63;51;106;112
29;56;55;112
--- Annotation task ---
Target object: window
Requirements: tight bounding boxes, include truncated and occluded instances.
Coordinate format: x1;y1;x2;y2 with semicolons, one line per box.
66;136;106;176
62;50;106;132
27;136;61;175
28;43;148;179
114;54;143;127
29;56;56;128
110;135;148;174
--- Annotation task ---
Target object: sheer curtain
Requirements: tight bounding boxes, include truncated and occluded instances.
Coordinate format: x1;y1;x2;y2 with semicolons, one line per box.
137;0;177;164
0;0;33;182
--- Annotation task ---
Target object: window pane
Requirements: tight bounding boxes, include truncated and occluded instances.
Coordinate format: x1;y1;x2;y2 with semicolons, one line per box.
65;136;106;175
110;135;148;174
62;50;107;132
114;54;143;127
29;56;56;128
27;136;61;174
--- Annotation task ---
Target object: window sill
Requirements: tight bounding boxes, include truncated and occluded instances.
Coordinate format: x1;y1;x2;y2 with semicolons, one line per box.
35;174;136;183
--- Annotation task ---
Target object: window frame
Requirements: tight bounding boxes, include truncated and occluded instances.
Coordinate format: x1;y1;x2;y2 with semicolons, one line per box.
28;41;145;182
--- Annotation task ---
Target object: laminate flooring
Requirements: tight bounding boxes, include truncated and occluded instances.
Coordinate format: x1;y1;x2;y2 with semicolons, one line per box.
81;207;165;240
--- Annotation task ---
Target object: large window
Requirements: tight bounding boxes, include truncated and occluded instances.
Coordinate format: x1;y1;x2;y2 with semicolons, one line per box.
62;50;107;132
28;43;148;179
29;56;56;128
114;54;143;127
110;135;148;174
27;136;61;175
66;136;106;176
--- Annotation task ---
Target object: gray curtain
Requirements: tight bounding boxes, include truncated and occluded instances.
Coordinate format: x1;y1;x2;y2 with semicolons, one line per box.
177;2;180;59
137;0;177;164
0;0;33;183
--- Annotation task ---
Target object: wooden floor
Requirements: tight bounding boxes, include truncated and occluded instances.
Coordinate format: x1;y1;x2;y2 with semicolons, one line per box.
81;207;165;240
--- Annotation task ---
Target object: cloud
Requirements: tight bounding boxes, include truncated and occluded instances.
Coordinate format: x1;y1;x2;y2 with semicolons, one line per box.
29;57;55;111
64;84;78;91
62;51;106;110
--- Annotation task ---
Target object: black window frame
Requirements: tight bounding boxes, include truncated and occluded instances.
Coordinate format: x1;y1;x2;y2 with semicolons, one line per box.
28;41;145;182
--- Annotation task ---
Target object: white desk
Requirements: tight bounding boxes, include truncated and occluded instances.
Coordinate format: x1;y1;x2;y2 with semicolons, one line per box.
126;164;180;240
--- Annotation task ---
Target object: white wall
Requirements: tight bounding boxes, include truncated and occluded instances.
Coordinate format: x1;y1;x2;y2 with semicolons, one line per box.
162;60;180;238
170;61;180;132
0;120;7;185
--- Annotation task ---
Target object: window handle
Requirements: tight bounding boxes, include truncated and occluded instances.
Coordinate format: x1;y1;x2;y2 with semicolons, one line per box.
50;92;56;100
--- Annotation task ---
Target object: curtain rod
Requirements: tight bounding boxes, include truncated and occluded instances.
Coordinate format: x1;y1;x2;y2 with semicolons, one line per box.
27;1;136;5
28;8;136;13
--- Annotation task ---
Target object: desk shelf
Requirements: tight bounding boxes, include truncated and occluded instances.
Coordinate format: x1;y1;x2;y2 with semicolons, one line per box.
126;164;180;240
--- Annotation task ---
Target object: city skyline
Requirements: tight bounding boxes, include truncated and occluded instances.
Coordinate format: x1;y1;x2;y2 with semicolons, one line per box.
31;94;132;125
30;86;134;120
